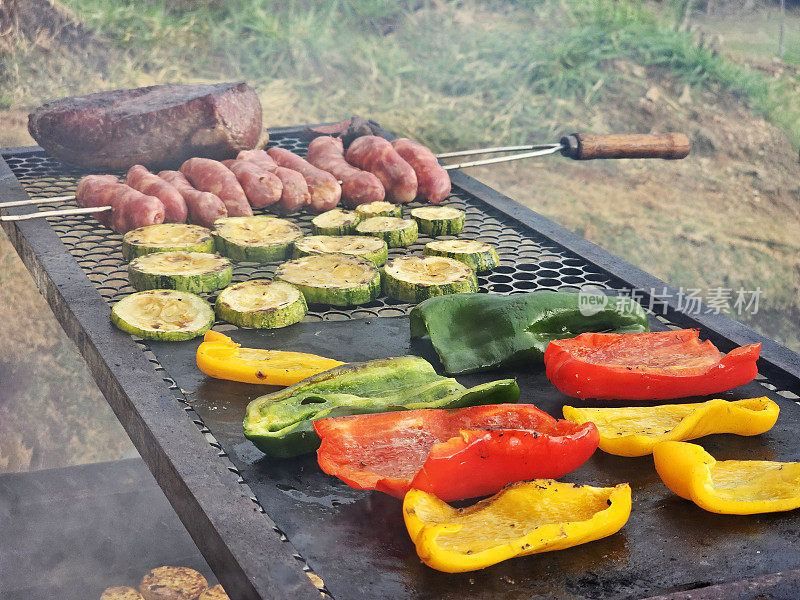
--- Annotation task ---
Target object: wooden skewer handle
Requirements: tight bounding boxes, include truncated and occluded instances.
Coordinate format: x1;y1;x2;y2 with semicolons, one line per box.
560;133;691;160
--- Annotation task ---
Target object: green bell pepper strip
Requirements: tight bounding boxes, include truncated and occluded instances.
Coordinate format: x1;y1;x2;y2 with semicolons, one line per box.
243;355;520;458
409;291;650;374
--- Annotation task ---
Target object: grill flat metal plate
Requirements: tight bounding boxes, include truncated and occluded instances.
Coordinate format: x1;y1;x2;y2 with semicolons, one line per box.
150;318;800;600
3;124;800;600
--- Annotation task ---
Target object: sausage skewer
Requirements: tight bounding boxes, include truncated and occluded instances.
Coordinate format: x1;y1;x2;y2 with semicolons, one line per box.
2;133;691;220
126;165;188;223
346;136;417;204
222;159;283;208
391;138;450;204
180;157;252;217
306;136;384;207
158;170;228;228
1;175;165;233
266;147;341;213
237;150;310;214
77;176;165;232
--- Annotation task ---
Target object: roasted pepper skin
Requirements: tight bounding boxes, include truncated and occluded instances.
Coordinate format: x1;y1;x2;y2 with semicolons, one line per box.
654;441;800;514
404;480;632;573
563;397;779;457
409;291;649;374
545;329;761;400
196;331;343;386
314;404;599;501
243;356;520;458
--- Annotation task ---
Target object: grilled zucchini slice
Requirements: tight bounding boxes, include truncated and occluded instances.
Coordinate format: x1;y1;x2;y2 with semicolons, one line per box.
355;201;402;219
215;280;307;329
423;239;499;273
122;224;214;261
355;216;418;248
275;254;381;306
111;290;214;341
128;251;232;293
292;235;389;267
212;216;302;263
311;208;361;235
410;206;465;236
382;255;477;303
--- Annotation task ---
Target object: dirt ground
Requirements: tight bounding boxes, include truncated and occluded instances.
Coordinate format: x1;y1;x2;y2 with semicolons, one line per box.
469;66;800;350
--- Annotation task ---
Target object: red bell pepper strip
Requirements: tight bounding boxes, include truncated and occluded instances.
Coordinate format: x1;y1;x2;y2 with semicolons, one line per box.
544;329;760;401
313;404;599;501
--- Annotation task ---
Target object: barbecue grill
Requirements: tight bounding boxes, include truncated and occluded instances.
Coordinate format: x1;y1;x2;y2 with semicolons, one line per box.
2;122;800;600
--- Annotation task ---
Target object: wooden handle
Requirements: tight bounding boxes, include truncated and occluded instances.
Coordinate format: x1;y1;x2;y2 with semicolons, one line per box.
561;133;691;160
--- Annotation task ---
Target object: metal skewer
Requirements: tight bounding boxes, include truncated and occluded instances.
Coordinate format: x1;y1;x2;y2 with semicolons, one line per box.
442;145;564;170
1;205;110;221
0;133;690;220
436;143;562;159
0;149;564;216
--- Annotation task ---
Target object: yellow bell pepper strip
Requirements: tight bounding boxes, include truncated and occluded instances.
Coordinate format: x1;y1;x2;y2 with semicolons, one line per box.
196;331;343;386
403;480;632;573
563;397;779;457
653;441;800;515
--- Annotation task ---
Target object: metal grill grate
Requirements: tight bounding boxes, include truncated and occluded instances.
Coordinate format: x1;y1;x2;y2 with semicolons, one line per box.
5;133;799;407
3;133;615;325
0;133;624;600
4;128;800;600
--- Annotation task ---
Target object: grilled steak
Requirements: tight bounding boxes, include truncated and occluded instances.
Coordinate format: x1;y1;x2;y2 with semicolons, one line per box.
28;82;263;171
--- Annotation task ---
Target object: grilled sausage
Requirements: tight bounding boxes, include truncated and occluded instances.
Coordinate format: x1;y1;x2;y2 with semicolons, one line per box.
125;165;188;222
237;150;311;214
221;159;283;208
236;149;276;171
158;170;228;228
266;147;341;212
345;135;417;204
390;138;451;204
75;175;165;233
180;157;252;217
306;136;385;207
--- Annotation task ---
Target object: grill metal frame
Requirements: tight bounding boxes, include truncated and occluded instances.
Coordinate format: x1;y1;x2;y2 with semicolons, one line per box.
1;122;799;600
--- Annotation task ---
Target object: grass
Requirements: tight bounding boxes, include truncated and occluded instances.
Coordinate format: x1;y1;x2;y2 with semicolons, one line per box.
3;0;796;146
699;6;800;66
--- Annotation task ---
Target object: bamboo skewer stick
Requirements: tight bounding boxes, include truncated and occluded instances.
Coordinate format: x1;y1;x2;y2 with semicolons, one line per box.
0;194;76;208
0;205;110;221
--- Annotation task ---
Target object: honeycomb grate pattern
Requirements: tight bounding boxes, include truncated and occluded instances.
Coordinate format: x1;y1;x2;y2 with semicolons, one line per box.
3;131;616;325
